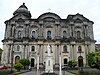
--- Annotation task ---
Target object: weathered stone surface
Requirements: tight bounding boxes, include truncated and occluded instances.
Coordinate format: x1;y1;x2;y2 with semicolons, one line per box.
1;3;96;68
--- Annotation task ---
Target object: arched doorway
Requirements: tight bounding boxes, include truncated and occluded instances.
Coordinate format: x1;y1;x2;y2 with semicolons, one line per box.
31;58;35;67
64;58;68;65
78;56;83;67
15;56;20;64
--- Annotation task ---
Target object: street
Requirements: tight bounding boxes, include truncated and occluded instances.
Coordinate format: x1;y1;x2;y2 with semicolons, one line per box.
18;71;75;75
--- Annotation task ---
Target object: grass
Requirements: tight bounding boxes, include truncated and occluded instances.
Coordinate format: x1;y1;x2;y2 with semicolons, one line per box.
0;69;30;75
14;69;30;74
67;69;100;75
67;69;79;74
80;70;100;74
0;69;12;75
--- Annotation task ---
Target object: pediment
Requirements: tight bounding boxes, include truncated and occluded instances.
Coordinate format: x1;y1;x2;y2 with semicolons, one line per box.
10;13;29;20
73;14;89;22
74;18;83;23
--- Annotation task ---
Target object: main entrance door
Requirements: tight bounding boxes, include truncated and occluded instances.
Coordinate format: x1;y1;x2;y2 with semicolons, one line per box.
78;56;83;67
31;58;34;67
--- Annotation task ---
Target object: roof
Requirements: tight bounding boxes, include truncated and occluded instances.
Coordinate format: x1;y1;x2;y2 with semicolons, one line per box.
95;44;100;49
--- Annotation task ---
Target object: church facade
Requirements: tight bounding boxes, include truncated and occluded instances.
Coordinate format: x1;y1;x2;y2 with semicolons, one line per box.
1;3;96;68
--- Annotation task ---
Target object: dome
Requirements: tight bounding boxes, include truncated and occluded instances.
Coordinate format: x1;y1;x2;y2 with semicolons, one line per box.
13;3;31;18
38;12;61;20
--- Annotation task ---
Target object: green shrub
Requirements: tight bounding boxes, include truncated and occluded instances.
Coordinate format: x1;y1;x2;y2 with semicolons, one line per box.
68;60;77;68
19;58;30;69
14;63;23;71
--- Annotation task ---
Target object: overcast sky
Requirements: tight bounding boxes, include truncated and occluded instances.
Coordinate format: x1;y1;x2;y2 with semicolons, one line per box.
0;0;100;48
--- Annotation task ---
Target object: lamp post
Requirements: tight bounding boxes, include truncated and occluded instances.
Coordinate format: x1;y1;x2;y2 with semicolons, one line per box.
37;54;39;75
59;54;62;75
11;44;14;73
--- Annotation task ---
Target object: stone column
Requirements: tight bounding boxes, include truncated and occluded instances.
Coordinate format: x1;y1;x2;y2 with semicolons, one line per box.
24;24;26;38
23;45;26;58
26;25;29;38
4;24;7;39
11;24;13;37
55;24;57;37
42;45;44;64
69;25;71;37
8;45;11;64
73;45;77;60
55;45;57;64
26;45;29;59
70;45;72;60
24;45;28;59
55;45;59;67
39;45;43;67
57;24;59;36
58;25;61;37
71;25;74;37
9;45;13;64
72;45;74;60
57;45;59;63
8;24;12;37
10;25;13;37
38;21;44;39
12;24;15;38
55;24;60;39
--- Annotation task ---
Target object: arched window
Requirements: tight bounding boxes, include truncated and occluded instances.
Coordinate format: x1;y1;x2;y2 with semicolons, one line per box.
78;46;82;52
47;31;51;39
63;45;67;52
15;56;20;64
64;58;68;65
18;31;22;39
31;46;35;51
77;31;81;39
31;31;35;39
63;31;67;38
17;45;20;51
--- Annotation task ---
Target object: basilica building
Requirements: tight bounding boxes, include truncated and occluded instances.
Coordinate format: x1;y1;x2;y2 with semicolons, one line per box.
1;3;96;68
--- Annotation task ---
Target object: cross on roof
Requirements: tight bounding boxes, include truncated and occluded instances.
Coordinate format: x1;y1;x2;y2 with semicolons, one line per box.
47;8;51;12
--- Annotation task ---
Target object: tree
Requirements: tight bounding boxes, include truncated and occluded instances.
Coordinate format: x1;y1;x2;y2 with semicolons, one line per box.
87;52;95;68
94;50;100;69
0;48;3;63
14;63;23;71
68;60;77;68
19;58;30;69
87;50;100;70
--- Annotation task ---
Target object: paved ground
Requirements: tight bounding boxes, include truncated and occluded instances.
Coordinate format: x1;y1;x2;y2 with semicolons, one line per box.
64;71;75;75
18;71;75;75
